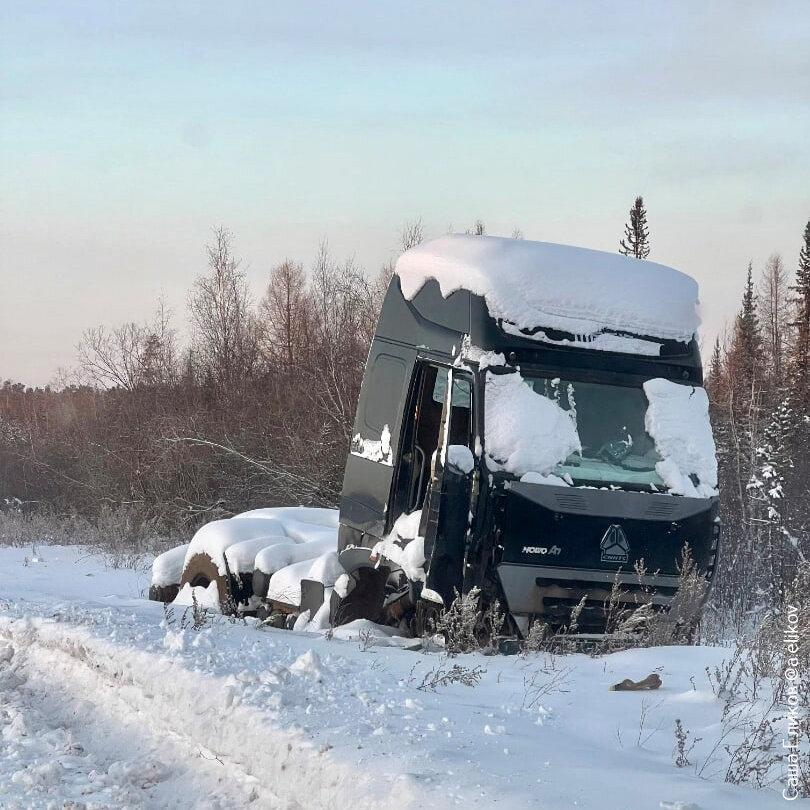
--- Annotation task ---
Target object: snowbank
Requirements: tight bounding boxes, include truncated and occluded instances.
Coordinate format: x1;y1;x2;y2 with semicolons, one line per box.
151;544;189;587
173;580;220;610
397;235;700;342
643;379;718;498
485;370;581;478
0;546;791;810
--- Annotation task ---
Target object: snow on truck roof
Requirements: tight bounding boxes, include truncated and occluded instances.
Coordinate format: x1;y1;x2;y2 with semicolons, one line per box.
396;234;700;343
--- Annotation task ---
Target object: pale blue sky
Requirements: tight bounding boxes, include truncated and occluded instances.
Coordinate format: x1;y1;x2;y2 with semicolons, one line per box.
2;1;809;384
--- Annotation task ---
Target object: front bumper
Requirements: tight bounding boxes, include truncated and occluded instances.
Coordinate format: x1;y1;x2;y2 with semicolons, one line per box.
497;563;679;620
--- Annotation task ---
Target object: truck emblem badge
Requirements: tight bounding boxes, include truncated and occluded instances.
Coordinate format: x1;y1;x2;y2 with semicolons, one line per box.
600;524;629;564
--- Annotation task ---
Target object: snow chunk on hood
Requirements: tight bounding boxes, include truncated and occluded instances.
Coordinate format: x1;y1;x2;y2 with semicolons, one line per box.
643;378;717;498
520;471;571;487
485;370;581;478
397;235;699;343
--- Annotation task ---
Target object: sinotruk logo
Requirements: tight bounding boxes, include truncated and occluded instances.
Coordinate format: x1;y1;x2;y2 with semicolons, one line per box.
600;524;630;564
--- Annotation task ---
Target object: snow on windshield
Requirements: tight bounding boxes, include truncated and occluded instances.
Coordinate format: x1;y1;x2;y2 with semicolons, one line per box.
643;378;718;498
481;363;717;497
484;369;581;478
397;235;699;343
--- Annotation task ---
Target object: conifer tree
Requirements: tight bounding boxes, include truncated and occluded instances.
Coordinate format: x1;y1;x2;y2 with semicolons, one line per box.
728;263;762;400
705;335;726;404
708;336;723;384
619;196;650;259
789;220;810;405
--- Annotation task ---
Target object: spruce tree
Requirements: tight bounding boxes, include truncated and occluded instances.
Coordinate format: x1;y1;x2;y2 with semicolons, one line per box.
708;336;723;382
705;336;725;402
730;263;762;395
619;196;650;259
789;220;810;404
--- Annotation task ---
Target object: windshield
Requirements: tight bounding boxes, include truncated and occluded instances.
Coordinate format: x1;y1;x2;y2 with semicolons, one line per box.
522;374;664;488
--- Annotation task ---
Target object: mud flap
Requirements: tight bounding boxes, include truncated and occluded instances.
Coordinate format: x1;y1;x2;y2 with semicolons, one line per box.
252;569;271;600
300;578;325;618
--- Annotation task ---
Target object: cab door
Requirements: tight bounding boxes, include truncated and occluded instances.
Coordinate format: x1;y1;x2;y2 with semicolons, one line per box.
420;368;476;605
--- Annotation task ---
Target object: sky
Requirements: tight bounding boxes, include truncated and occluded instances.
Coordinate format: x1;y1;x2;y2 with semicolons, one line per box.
2;1;809;385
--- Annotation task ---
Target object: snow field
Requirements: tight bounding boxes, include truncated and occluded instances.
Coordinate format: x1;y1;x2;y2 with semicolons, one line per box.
0;546;791;809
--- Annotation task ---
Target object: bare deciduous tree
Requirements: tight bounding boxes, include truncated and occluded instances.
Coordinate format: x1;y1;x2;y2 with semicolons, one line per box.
188;227;260;394
260;259;310;371
758;254;791;386
77;299;178;390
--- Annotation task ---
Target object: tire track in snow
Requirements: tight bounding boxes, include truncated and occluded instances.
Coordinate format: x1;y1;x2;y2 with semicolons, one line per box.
0;627;273;809
0;617;415;810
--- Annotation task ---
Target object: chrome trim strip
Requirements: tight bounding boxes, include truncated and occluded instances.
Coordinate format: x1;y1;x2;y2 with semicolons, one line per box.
500;563;680;588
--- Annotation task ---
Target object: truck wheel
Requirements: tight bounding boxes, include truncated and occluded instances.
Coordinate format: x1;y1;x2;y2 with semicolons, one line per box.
179;553;239;615
333;567;389;626
412;598;442;637
148;583;180;603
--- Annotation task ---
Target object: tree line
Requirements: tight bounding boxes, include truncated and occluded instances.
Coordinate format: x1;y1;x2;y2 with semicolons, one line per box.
0;225;414;526
1;210;808;628
704;222;810;632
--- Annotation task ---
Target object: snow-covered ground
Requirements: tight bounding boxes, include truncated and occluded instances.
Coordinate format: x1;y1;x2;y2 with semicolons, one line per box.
0;545;789;809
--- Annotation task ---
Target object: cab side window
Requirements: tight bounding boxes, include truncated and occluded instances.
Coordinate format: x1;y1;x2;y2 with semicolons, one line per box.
363;354;406;433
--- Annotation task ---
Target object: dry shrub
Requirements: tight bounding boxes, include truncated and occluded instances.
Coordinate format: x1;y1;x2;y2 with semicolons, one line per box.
432;587;504;655
0;503;183;567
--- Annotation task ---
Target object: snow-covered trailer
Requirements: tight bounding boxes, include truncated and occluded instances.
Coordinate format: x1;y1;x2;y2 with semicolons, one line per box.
333;235;720;634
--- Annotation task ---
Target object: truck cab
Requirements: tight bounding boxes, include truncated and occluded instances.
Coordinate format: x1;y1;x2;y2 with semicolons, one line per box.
336;234;719;635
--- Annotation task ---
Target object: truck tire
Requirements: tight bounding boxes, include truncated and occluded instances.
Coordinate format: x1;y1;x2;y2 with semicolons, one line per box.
148;583;180;603
333;566;389;625
179;553;239;615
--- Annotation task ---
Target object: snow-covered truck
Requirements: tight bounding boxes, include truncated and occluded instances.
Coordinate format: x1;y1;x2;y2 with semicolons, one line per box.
152;234;720;639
